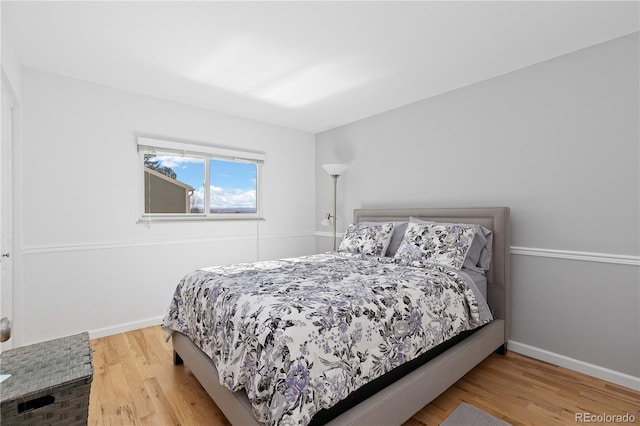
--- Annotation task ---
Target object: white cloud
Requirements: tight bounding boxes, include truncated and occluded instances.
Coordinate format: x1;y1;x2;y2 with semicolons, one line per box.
153;155;203;169
210;185;256;208
189;185;256;211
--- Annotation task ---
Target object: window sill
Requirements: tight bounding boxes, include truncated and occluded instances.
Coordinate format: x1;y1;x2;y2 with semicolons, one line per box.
137;215;265;224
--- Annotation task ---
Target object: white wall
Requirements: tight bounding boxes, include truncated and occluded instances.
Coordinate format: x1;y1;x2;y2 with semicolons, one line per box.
1;27;23;102
16;69;316;345
316;33;640;387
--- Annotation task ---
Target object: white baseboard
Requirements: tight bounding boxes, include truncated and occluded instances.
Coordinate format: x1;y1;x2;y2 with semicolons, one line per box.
508;340;640;391
88;316;163;340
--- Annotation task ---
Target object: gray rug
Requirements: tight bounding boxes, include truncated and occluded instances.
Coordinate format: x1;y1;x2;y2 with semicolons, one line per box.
440;402;511;426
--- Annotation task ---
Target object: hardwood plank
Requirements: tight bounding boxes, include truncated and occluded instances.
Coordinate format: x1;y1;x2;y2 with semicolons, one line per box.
102;363;143;426
121;357;156;419
88;326;639;425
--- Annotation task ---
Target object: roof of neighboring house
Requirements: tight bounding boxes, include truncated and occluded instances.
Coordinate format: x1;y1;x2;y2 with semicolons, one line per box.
144;167;195;191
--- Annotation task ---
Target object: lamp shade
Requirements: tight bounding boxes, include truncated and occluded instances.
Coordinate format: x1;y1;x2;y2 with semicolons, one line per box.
322;163;348;176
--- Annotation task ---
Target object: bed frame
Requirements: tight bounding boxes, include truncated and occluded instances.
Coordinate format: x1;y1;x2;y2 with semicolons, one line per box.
172;207;510;425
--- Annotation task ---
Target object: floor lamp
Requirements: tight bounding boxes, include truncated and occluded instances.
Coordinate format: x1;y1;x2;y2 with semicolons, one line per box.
320;163;347;251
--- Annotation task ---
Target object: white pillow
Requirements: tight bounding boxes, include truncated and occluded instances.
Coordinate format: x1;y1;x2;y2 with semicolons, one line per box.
410;217;493;271
338;222;394;256
394;221;477;270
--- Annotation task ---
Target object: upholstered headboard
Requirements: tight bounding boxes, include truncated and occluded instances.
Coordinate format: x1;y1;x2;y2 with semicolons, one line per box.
353;207;511;340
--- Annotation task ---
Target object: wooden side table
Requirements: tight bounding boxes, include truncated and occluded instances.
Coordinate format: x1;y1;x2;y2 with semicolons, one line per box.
0;332;93;425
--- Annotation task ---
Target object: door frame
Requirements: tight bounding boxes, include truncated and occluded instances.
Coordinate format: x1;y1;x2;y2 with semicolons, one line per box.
1;70;17;350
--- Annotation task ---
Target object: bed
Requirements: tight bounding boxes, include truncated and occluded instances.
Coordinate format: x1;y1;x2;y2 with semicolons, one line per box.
163;207;510;425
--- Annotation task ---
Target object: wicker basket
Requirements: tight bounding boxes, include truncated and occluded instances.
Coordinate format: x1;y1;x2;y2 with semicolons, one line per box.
0;332;93;426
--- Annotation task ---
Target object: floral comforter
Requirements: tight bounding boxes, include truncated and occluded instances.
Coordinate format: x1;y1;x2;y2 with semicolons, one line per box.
162;253;492;425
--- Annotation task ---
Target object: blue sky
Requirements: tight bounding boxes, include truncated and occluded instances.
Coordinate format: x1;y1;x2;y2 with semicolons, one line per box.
209;159;256;191
169;158;204;189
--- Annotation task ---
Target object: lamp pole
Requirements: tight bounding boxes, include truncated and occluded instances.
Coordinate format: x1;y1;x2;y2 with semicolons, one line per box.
321;163;347;252
331;174;338;251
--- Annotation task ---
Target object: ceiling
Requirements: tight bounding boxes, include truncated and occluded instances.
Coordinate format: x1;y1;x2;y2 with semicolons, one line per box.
3;1;638;133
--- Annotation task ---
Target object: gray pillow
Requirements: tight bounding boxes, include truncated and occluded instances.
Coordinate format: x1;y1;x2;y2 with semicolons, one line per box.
465;225;493;272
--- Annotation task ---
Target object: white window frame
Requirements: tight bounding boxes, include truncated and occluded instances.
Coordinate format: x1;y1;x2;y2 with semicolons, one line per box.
137;136;265;222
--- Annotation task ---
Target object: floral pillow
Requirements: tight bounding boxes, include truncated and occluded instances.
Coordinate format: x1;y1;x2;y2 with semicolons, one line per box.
410;217;493;272
338;222;394;256
394;222;477;270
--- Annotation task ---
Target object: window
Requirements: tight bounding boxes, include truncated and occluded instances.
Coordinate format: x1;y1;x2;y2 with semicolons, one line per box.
138;137;264;221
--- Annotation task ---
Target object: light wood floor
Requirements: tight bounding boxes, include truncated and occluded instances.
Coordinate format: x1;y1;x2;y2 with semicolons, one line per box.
88;326;639;425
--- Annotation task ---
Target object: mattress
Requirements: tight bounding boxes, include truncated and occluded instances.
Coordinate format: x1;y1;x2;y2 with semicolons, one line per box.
460;268;488;300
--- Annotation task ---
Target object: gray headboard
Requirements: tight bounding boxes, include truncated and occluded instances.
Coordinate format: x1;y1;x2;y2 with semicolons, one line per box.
353;207;511;340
